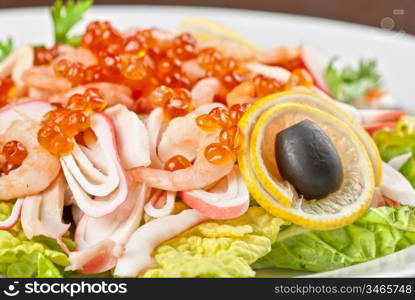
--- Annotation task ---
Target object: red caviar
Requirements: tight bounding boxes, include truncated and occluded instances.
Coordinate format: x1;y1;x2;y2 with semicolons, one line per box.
196;104;247;164
204;143;233;165
34;45;59;66
0;140;28;175
38;88;107;156
151;85;192;119
164;155;192;171
0;77;14;108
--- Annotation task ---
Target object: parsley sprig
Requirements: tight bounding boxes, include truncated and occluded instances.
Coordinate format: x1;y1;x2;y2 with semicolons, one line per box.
51;0;93;46
0;38;13;62
325;59;382;103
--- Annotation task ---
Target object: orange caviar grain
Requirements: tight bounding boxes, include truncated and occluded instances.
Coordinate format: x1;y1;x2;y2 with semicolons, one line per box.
209;107;230;127
54;59;86;86
120;53;155;81
229;103;251;124
59;110;90;137
197;48;222;70
84;88;107;112
0;77;14;108
219;125;244;151
196;114;222;132
164;154;192;171
34;45;59;66
37;124;74;156
2;140;27;166
67;94;87;111
151;85;175;107
204;143;233;165
253;74;283;97
163;96;191;119
284;68;314;90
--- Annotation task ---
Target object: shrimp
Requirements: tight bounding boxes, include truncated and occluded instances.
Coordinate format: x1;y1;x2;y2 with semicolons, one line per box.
258;46;300;65
226;80;256;107
0;119;61;200
191;77;220;107
48;82;134;108
132;135;235;191
199;39;257;61
54;45;97;66
22;65;71;92
181;59;206;82
0;45;34;96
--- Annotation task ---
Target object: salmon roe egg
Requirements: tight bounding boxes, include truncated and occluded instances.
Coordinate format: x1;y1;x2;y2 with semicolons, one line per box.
284;68;314;90
204;143;233;165
34;45;59;66
151;85;175;106
152;86;192;119
54;59;87;86
0;77;14;108
219;125;244;151
2;140;28;167
164;155;192;171
253;74;283;97
37;124;74;156
163;88;192;119
209;107;230;127
196;114;222;132
229;103;251;124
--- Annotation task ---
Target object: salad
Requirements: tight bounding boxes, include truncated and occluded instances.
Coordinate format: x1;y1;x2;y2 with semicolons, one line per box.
0;0;414;278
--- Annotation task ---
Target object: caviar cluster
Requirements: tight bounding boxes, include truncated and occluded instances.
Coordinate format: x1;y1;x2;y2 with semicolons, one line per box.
82;22;195;91
37;88;106;156
150;85;192;119
197;47;245;99
0;140;28;175
34;45;59;66
0;77;14;108
250;68;313;98
197;104;250;165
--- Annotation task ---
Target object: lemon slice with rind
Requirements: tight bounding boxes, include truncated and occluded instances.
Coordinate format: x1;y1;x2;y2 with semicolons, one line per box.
179;17;259;51
243;90;382;186
238;95;375;230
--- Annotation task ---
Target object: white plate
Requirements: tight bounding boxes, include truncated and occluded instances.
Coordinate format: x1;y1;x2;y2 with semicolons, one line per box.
1;5;415;277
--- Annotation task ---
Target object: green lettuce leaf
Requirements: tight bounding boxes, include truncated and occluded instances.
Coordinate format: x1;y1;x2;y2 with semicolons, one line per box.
325;59;381;103
142;207;287;278
257;206;415;272
0;201;72;278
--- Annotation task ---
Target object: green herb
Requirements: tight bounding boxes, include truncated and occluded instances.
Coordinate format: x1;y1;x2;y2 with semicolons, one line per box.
50;0;93;46
0;38;13;62
325;58;382;103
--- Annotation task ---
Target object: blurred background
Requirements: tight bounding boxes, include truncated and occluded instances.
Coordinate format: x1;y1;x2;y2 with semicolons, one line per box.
1;0;414;35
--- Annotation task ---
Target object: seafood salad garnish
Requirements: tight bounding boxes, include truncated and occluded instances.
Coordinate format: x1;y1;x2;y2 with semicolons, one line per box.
0;0;414;278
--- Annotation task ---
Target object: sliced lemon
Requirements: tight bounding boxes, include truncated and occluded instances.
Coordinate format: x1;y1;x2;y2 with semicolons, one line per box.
244;90;382;186
238;93;375;230
179;17;259;51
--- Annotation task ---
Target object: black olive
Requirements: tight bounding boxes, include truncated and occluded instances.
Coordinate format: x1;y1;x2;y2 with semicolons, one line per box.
275;119;343;200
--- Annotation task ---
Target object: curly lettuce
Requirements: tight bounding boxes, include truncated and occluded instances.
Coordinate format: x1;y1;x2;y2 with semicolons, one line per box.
257;206;415;272
142;207;287;278
0;201;73;278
